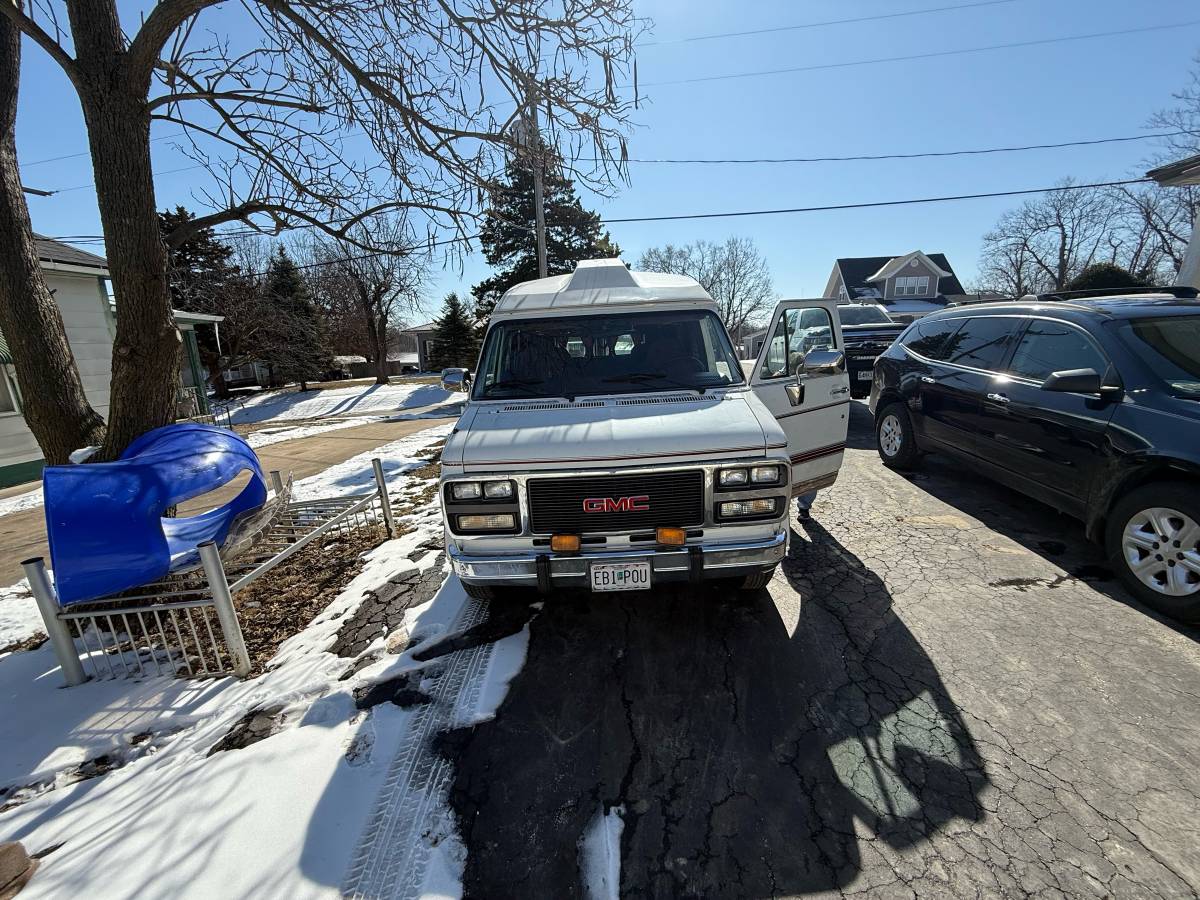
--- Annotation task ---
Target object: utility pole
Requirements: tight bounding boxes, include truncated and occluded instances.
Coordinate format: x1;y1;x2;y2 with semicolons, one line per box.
525;84;549;279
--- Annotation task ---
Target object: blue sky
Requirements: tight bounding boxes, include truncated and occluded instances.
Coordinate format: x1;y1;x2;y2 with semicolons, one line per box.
15;0;1200;322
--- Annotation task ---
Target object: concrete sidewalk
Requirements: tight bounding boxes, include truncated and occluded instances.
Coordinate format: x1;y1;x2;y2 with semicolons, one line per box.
0;417;454;588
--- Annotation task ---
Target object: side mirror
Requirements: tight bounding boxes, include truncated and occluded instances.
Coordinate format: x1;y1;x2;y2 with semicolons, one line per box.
1042;367;1119;396
801;349;846;376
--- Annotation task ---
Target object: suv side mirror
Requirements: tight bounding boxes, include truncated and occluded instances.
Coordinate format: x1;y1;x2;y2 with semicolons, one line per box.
1042;367;1105;394
801;349;846;376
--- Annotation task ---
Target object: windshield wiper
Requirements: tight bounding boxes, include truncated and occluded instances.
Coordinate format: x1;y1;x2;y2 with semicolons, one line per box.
601;372;707;395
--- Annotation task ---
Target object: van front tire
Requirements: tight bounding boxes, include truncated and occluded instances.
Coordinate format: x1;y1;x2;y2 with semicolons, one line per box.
739;568;776;591
462;582;495;602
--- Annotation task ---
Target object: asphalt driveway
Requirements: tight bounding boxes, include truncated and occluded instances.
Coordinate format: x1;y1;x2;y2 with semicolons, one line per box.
442;402;1200;898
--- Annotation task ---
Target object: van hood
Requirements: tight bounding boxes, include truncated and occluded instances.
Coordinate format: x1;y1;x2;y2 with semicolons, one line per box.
445;392;782;473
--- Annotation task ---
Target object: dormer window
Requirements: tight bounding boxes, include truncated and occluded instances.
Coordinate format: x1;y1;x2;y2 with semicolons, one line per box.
894;276;930;297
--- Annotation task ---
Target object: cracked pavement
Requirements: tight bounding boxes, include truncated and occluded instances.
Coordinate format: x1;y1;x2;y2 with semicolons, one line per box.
443;402;1200;898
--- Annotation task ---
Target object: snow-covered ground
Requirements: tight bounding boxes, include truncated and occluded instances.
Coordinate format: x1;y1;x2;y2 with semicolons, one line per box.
0;421;525;898
0;486;44;520
219;380;458;425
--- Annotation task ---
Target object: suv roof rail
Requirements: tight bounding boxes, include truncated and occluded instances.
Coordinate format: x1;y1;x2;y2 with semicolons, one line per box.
1019;285;1200;303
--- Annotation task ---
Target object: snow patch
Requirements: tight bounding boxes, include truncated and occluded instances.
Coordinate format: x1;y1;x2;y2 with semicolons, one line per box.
217;381;456;425
68;446;99;464
0;580;39;648
0;486;44;520
580;804;625;900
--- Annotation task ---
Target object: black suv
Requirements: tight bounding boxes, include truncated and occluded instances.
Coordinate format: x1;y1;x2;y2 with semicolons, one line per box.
868;289;1200;623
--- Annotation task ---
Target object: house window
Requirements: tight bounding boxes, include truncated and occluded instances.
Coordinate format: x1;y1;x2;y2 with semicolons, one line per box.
894;276;931;297
837;286;848;302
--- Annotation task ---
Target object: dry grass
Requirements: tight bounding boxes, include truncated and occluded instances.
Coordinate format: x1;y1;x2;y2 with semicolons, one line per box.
235;524;396;673
0;633;47;655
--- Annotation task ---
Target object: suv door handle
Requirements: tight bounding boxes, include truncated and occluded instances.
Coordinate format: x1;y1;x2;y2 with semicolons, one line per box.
920;376;935;384
986;392;1010;404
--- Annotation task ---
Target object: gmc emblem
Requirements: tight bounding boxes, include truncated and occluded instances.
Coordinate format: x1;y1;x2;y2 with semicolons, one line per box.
582;495;650;513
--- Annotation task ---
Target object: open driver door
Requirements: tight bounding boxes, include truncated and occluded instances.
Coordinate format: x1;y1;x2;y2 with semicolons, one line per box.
750;299;851;496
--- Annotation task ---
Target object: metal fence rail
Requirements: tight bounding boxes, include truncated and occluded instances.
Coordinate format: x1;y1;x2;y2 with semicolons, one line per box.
28;459;397;686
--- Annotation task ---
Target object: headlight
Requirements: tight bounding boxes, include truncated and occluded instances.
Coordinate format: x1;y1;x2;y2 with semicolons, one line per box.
718;498;779;518
451;482;482;500
457;513;516;531
750;465;782;484
483;480;514;499
718;468;749;487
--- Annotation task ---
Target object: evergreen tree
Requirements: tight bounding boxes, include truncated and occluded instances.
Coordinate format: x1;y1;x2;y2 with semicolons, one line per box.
260;248;330;391
1064;262;1150;292
429;292;480;370
471;156;619;324
159;206;253;398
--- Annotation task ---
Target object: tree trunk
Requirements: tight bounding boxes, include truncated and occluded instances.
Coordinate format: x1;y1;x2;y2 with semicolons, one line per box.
372;311;389;384
0;8;106;465
68;0;180;461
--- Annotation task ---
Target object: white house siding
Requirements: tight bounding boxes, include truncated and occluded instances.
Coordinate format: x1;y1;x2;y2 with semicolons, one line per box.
0;271;113;479
883;257;941;300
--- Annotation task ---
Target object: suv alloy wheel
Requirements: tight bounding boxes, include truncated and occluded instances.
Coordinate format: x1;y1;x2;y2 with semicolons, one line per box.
1106;482;1200;623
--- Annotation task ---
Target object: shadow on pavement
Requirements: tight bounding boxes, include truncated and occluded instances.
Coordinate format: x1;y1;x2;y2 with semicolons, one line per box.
848;401;1199;639
441;519;988;898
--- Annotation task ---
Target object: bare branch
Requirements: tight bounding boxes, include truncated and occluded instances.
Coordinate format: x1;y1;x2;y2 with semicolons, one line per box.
0;0;78;85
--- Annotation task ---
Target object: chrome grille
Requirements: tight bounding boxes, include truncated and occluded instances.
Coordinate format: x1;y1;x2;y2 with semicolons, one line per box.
527;470;705;534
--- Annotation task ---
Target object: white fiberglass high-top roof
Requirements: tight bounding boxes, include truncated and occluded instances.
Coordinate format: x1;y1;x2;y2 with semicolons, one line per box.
493;259;717;315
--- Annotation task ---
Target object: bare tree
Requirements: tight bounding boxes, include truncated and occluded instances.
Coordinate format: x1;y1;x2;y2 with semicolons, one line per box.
0;0;642;459
308;223;428;384
1149;52;1200;159
0;2;106;464
638;237;776;335
976;181;1119;294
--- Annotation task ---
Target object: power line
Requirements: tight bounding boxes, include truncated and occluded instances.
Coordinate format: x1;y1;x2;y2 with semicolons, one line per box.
20;132;185;168
43;178;1154;255
612;131;1188;165
603;178;1152;224
640;21;1200;87
32;130;1184;197
642;0;1018;46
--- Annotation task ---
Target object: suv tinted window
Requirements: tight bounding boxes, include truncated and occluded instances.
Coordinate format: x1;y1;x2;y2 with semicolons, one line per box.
945;317;1018;370
1009;319;1107;382
903;318;962;360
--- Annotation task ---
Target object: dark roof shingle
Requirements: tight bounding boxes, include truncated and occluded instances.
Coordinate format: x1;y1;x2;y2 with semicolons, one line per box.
835;252;964;300
33;234;108;271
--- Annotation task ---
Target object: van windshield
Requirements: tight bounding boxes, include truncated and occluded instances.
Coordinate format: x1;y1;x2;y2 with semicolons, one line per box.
472;309;745;401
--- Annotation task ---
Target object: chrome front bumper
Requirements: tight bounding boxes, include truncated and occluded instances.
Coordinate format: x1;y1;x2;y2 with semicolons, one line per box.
448;532;787;590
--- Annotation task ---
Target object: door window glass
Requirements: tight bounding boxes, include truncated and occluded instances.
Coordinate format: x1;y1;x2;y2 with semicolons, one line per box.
903;318;963;360
1008;320;1107;382
760;307;836;379
945;317;1018;370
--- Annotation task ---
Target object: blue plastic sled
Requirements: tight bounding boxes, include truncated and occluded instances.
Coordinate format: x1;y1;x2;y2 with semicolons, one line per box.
43;423;268;606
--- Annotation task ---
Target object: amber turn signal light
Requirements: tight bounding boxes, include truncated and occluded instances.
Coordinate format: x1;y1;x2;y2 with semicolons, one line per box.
550;534;581;553
656;527;687;547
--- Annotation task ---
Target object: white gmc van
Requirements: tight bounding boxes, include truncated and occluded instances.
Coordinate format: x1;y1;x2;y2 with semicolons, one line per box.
439;259;850;598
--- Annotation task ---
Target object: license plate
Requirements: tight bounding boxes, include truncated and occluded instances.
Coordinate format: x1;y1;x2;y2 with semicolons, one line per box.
590;562;651;592
856;370;874;381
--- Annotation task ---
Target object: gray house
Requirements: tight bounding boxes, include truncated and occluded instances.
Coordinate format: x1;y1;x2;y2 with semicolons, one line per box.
822;251;968;320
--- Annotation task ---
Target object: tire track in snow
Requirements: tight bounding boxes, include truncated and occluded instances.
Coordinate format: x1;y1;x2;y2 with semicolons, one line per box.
341;595;492;899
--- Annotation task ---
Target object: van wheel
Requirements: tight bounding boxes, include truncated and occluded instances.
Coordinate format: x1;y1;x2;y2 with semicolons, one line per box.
740;568;776;591
876;402;920;469
1106;482;1200;624
462;582;495;602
